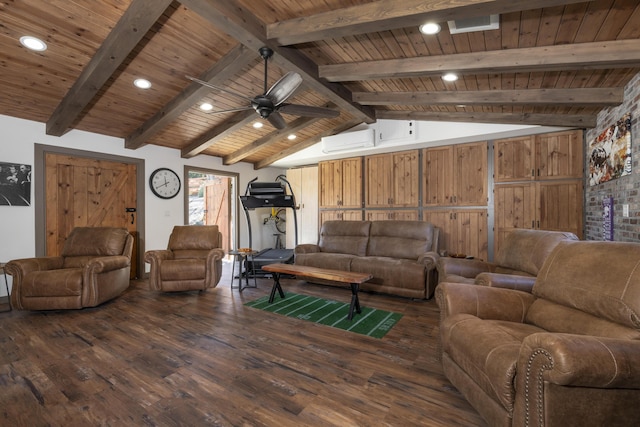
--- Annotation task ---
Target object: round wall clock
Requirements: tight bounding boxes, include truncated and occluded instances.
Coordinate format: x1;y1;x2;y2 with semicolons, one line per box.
149;168;181;199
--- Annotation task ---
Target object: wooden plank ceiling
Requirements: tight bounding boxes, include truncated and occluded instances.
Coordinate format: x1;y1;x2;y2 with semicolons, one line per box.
1;0;639;168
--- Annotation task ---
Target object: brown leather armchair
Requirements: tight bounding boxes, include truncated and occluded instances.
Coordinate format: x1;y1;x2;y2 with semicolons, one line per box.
6;227;133;310
436;240;640;427
436;229;578;292
144;225;224;292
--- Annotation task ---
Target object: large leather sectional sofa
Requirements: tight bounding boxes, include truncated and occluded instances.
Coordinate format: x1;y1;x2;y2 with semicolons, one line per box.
436;240;640;426
294;220;440;299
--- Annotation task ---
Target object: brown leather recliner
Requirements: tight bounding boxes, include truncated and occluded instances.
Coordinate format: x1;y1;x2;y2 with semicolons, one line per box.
436;229;578;292
6;227;133;310
144;225;225;292
436;240;640;427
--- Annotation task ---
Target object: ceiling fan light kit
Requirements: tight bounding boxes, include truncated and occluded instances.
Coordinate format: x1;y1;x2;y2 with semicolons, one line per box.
187;47;338;130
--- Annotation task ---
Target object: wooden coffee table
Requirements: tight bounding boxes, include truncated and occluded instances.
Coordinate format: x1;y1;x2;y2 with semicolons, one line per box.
261;263;373;320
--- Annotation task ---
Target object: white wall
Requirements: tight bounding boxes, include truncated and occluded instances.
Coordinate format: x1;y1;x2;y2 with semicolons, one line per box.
0;114;284;295
273;119;569;168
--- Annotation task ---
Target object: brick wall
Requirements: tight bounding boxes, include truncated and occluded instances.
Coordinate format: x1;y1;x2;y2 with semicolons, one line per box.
584;72;640;241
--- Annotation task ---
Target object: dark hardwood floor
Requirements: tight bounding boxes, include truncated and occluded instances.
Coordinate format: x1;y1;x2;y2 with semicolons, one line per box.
0;261;485;426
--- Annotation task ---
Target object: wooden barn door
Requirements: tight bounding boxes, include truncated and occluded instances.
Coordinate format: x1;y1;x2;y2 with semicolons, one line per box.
204;177;231;255
44;153;138;278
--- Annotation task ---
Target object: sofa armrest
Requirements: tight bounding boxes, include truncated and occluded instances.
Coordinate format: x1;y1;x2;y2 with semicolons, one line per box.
5;257;65;278
519;333;640;389
206;248;225;262
418;251;439;269
294;244;320;254
475;272;536;292
436;282;536;323
144;249;173;265
437;257;493;280
144;250;173;291
83;255;131;278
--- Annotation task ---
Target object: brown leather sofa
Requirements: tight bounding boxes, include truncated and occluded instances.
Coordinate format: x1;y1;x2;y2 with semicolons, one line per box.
144;225;225;292
294;220;440;299
436;229;578;292
6;227;133;310
436;240;640;427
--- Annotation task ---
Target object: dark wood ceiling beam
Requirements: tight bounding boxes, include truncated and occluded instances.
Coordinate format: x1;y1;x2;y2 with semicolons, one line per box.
254;119;362;169
320;40;640;82
223;115;324;165
268;0;593;46
354;88;624;106
376;110;596;128
125;45;254;150
178;0;375;125
46;0;174;136
181;110;255;158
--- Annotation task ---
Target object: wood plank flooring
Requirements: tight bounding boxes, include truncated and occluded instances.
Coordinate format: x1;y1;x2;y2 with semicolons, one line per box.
0;262;485;426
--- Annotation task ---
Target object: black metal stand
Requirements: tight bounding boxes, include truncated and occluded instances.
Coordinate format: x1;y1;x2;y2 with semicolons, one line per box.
268;272;286;303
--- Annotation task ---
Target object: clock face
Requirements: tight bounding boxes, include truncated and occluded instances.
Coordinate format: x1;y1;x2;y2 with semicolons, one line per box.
149;168;181;199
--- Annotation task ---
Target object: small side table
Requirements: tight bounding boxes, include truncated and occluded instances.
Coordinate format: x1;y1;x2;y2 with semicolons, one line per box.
0;262;12;312
229;250;258;292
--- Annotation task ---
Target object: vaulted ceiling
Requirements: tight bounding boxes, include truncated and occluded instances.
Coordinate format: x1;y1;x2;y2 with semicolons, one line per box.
2;0;639;169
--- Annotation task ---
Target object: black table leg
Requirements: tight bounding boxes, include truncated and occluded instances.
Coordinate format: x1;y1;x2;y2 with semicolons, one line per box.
268;272;285;303
348;282;361;320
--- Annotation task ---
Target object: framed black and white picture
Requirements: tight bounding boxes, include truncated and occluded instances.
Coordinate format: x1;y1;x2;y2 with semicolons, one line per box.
0;162;31;206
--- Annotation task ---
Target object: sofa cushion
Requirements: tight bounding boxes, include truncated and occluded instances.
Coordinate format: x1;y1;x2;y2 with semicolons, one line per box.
442;313;546;413
22;269;83;297
367;221;434;259
318;221;371;256
61;227;129;257
169;225;220;250
533;240;640;330
295;252;355;271
351;256;426;291
160;259;206;281
495;229;578;276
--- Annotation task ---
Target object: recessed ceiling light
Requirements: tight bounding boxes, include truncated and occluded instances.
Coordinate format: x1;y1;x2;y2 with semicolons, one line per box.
133;78;151;89
442;73;459;82
20;36;47;52
253;121;263;129
199;102;213;111
419;23;441;35
287;134;296;140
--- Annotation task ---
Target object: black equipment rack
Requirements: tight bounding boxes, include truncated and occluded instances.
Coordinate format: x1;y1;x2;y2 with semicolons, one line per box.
239;175;298;275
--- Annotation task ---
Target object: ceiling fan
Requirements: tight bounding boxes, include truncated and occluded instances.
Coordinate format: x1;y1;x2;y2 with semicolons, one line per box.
187;47;339;129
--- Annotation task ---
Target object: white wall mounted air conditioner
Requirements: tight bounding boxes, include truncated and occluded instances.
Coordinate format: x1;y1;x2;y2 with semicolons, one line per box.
321;128;375;153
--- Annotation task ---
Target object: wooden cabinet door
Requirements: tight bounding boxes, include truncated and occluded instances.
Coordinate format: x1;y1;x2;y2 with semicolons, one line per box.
537;180;583;238
494;136;534;182
535;130;583;180
424;209;488;260
424;210;453;254
451;209;488;261
286;166;319;247
320;209;362;225
423;146;454;206
454;142;488;206
366;210;419;221
319;160;341;208
365;153;393;207
340;157;363;208
494;183;536;255
393;150;419;207
367;150;418;207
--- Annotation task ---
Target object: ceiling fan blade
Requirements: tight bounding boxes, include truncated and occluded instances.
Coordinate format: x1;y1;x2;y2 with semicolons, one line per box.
278;104;340;118
267;111;287;129
266;72;303;106
185;75;253;102
204;106;252;115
